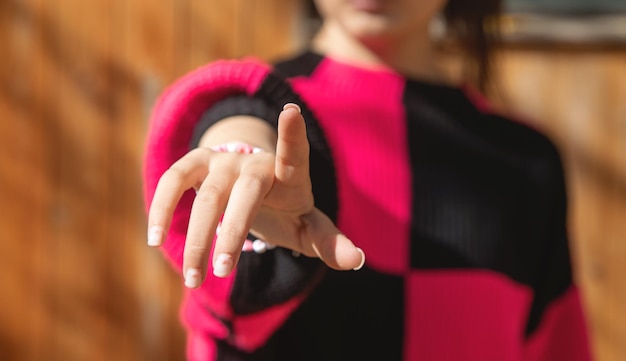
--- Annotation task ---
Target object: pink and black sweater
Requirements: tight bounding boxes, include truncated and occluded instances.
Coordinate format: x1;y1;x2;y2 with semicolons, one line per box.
143;52;592;361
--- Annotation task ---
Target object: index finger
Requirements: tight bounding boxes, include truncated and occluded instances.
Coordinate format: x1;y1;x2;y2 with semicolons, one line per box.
274;103;310;186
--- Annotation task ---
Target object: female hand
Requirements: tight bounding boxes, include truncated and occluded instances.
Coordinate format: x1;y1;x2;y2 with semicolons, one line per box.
147;104;365;288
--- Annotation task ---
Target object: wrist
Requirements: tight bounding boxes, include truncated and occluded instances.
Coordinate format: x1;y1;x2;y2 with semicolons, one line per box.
197;115;277;152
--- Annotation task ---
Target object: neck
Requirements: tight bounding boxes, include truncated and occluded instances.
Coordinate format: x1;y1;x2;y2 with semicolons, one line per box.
311;22;452;84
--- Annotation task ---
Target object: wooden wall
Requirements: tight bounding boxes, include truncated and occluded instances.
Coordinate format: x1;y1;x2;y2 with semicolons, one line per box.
0;0;300;360
0;1;624;360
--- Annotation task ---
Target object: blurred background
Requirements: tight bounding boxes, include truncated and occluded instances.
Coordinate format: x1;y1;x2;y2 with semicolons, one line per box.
0;0;624;360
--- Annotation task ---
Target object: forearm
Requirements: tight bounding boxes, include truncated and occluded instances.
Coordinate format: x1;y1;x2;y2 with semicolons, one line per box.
196;115;278;152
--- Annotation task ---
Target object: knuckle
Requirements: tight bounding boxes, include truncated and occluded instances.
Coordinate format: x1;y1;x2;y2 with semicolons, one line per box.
215;223;243;241
193;147;212;157
185;243;209;259
239;171;268;189
196;182;226;203
164;166;189;185
277;153;307;171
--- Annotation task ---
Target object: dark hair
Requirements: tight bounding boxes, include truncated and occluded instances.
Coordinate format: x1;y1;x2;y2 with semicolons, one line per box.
442;0;503;91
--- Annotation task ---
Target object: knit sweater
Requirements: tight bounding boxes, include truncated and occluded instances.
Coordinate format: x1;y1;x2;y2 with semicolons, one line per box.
143;51;592;361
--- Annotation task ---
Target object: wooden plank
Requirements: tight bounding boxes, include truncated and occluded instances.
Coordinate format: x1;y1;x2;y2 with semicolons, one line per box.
0;0;55;360
46;0;112;359
0;0;187;359
110;0;188;359
248;0;304;61
113;0;187;360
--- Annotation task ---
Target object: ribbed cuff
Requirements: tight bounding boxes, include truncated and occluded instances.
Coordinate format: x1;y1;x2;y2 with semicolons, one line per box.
190;95;279;149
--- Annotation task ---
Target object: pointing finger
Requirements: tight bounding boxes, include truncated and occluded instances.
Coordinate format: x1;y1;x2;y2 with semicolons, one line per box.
275;103;310;187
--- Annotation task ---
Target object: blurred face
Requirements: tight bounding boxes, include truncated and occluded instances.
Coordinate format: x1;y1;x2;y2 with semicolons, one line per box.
313;0;447;43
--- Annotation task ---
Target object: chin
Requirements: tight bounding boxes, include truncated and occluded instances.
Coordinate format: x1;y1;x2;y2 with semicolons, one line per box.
343;14;397;41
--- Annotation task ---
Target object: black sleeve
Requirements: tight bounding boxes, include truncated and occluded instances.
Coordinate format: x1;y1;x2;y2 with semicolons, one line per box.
189;95;281;149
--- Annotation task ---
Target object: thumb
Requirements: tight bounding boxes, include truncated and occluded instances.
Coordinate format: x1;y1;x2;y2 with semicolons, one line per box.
301;208;366;271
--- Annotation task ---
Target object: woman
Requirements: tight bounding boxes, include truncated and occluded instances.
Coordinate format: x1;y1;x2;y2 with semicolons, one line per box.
144;0;592;359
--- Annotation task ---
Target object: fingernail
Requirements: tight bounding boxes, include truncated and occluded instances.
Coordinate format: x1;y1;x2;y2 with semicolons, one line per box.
213;253;233;278
353;248;365;271
283;103;301;113
184;268;202;288
147;226;163;246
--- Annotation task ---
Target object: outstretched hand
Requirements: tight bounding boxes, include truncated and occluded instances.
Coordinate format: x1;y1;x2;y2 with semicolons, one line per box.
147;103;365;288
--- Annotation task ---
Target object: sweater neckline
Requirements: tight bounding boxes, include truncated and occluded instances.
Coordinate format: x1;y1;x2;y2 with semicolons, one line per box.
306;50;463;92
280;50;489;115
